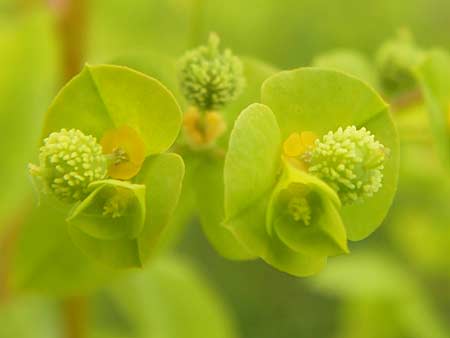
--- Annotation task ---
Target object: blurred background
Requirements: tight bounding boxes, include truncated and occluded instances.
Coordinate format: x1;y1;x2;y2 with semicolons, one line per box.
0;0;449;337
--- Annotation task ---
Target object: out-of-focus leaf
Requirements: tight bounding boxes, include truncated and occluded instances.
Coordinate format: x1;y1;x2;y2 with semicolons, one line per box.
416;49;450;171
0;11;58;225
313;49;377;86
0;295;60;338
12;198;114;297
107;255;240;338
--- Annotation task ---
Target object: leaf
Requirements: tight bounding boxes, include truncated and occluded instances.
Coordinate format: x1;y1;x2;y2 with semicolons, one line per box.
194;156;255;260
66;153;184;268
12;199;114;296
0;295;59;338
67;180;146;240
135;153;185;263
67;225;141;268
224;103;282;220
43;64;182;155
0;11;58;225
416;49;450;171
312;49;377;86
262;68;399;240
107;255;239;338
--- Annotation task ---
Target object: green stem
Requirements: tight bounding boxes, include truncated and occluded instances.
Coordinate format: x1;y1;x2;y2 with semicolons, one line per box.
189;0;205;48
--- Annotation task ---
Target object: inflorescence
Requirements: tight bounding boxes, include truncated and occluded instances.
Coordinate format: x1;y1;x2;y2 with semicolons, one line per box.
29;129;107;203
178;33;245;111
308;126;387;205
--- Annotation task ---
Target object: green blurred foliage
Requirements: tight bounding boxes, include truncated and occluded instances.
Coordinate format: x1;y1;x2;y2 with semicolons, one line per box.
1;1;450;338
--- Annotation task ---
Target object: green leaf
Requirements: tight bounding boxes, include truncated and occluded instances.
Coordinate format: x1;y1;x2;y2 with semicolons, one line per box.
312;49;377;86
262;68;399;240
68;225;141;268
0;11;58;225
12;199;114;296
107;255;239;338
135;153;185;263
67;180;146;240
194;156;255;260
224;103;282;220
66;153;184;268
43;64;182;155
416;49;450;171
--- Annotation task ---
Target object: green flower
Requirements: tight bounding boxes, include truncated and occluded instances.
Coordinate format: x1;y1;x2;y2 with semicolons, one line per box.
224;68;399;277
308;126;387;205
30;64;185;269
29;128;106;202
178;33;245;111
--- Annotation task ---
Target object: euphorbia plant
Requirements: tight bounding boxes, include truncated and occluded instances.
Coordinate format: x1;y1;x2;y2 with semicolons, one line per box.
29;64;184;268
224;68;399;276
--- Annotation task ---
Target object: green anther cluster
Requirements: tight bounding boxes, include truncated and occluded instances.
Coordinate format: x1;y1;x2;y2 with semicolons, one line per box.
308;126;387;205
287;196;311;225
178;33;245;111
29;128;107;203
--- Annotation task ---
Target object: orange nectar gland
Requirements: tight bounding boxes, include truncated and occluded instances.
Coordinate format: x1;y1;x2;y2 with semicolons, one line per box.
100;125;146;180
282;131;317;170
183;106;226;147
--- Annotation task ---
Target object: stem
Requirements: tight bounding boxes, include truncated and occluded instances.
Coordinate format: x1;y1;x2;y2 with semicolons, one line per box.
62;297;88;338
0;199;32;305
390;89;423;112
49;0;87;82
189;0;205;47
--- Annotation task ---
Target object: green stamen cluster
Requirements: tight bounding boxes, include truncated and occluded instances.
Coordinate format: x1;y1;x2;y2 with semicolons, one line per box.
178;33;245;111
308;126;387;205
288;196;311;225
30;128;107;203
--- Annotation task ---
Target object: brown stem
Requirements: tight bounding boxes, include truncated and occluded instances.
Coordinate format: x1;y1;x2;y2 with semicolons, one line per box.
0;199;32;305
49;0;87;82
62;297;88;338
390;89;423;112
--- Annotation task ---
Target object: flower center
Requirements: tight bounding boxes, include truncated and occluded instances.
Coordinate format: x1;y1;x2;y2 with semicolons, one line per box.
288;196;311;225
282;131;317;170
100;125;146;180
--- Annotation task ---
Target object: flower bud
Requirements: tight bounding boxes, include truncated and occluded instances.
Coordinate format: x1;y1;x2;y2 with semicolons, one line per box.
376;30;423;96
178;33;245;111
29;128;107;203
308;126;387;205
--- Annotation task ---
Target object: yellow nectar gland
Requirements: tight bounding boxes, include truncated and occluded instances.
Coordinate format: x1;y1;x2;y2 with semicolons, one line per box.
283;131;317;170
100;125;146;180
183;106;227;148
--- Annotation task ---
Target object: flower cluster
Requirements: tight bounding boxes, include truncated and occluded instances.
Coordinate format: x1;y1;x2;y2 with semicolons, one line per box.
308;126;387;205
29;129;106;202
178;33;245;111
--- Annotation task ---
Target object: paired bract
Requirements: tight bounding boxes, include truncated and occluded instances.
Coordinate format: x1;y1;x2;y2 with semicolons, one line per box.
224;68;399;276
31;64;184;268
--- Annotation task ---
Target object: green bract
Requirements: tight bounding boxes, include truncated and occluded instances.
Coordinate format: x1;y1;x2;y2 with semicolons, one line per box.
224;68;399;276
416;49;450;171
34;64;184;268
178;33;245;111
